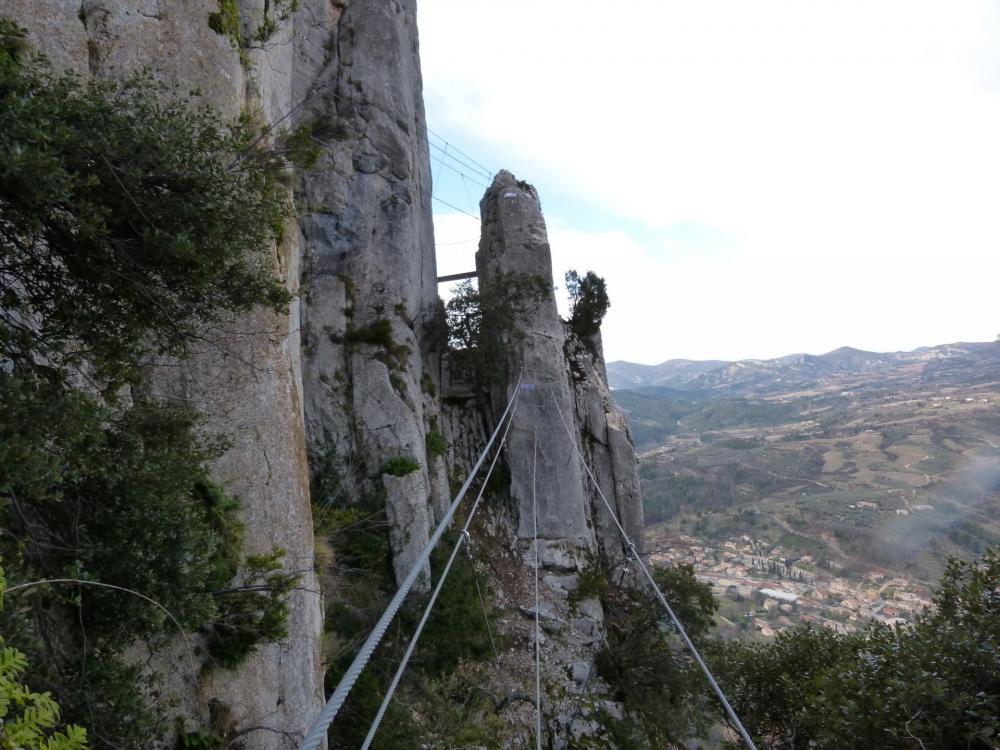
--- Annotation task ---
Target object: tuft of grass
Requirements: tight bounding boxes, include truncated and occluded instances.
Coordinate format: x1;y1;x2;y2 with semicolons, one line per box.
345;318;394;348
425;431;447;459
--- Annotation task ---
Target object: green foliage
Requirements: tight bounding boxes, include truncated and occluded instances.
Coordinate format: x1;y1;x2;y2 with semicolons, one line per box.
40;656;162;750
208;0;298;48
310;445;349;509
0;57;291;388
278;122;322;169
325;666;415;750
0;375;298;742
568;564;609;607
0;568;89;750
315;504;393;588
444;274;550;387
315;474;503;747
420;372;437;397
175;726;222;750
381;456;420;477
405;672;506;747
425;431;447;459
711;547;1000;749
207;550;300;668
423;298;449;352
595;564;718;745
345;319;410;369
0;18;27;71
565;269;610;338
0;52;297;748
252;0;299;44
444;280;482;351
411;535;498;675
207;0;240;40
1;376;229;646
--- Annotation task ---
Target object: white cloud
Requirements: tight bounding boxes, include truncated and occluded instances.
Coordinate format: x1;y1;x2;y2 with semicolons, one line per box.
419;2;1000;361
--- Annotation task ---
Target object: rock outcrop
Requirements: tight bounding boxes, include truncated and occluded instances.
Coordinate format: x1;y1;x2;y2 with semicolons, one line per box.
473;171;643;562
296;0;442;592
439;170;646;746
477;172;594;551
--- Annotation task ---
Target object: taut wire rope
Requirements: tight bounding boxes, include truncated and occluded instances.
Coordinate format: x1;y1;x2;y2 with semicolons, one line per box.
296;369;523;750
532;430;542;750
549;390;758;750
359;387;521;749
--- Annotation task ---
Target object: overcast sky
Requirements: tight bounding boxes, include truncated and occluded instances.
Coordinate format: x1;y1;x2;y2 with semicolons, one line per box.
417;1;1000;364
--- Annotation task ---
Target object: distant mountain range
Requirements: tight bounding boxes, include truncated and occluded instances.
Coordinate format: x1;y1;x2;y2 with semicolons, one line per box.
607;341;1000;395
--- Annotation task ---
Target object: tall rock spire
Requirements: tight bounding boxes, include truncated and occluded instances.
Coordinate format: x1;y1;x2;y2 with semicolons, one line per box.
477;171;594;550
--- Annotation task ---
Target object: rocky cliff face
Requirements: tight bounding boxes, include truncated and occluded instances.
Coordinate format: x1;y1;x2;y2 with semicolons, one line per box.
437;171;646;746
295;0;445;593
7;1;644;745
5;1;324;745
472;171;643;564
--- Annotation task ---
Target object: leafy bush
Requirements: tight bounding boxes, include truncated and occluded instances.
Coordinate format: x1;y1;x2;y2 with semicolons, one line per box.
345;318;395;348
207;550;299;668
568;564;609;607
444;274;550;387
0;54;291;388
595;564;718;745
0;568;90;750
0;40;298;747
381;456;420;477
410;534;499;674
208;0;299;48
425;431;447;459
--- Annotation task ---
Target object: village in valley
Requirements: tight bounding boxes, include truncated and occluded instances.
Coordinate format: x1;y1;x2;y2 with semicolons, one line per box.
648;532;934;639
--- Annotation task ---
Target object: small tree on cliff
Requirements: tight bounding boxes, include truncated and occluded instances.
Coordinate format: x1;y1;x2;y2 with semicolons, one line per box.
565;269;610;338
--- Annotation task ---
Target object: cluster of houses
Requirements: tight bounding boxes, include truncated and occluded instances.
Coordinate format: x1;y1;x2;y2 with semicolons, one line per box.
649;534;933;638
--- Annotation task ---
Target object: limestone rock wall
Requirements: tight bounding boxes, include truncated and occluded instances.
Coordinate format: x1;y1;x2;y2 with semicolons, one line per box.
566;332;645;566
8;0;647;744
476;171;594;553
471;170;644;561
437;170;646;747
295;0;441;591
5;2;324;746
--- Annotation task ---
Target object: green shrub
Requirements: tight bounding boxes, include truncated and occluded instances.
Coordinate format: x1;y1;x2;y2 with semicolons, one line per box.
444;273;550;387
0;54;291;388
410;534;498;674
0;44;298;747
208;0;298;48
425;431;447;459
594;563;717;745
0;567;90;750
381;456;420;477
176;727;222;750
345;318;394;348
569;564;609;607
206;550;299;668
207;0;240;40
